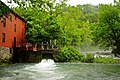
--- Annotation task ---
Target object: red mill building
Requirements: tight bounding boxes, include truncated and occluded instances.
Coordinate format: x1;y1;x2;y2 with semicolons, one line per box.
0;1;26;61
0;5;26;48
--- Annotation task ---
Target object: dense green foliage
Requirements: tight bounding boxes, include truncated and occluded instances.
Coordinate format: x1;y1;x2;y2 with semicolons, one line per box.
0;1;96;47
54;52;118;63
94;1;120;56
54;46;84;62
1;0;120;62
13;0;93;47
81;53;94;63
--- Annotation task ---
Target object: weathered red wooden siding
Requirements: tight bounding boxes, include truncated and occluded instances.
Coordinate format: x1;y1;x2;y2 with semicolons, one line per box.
0;13;26;48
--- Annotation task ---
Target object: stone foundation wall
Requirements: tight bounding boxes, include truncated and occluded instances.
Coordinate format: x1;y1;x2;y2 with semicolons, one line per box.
12;47;56;63
0;46;12;62
12;49;42;63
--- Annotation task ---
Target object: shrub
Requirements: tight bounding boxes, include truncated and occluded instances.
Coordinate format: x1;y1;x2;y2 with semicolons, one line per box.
94;57;118;64
54;47;118;64
81;53;94;63
54;46;84;62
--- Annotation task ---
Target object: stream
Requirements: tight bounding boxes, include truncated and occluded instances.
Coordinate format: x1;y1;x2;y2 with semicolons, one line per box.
0;59;120;80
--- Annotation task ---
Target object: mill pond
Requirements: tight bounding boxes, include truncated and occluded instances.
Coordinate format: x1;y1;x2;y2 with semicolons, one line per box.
0;59;120;80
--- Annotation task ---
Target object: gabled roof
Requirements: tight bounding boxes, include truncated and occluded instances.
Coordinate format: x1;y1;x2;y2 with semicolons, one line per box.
0;1;26;22
10;9;26;22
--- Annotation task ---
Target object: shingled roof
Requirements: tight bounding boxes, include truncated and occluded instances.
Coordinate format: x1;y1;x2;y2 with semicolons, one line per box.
0;1;26;22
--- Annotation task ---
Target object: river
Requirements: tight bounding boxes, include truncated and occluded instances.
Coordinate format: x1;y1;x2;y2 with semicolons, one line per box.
0;59;120;80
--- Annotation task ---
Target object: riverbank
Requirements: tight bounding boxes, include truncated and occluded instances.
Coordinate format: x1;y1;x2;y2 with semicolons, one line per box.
0;63;10;67
0;58;119;68
54;52;119;64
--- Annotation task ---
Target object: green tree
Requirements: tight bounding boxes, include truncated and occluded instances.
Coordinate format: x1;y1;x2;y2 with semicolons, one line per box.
94;2;120;56
14;0;93;47
14;0;68;44
77;4;98;23
56;6;92;47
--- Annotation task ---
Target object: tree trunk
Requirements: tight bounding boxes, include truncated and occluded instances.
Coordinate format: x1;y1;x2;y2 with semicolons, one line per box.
112;46;120;57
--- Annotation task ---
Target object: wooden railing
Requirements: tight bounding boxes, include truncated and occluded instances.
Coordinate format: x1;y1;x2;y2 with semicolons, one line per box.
18;43;58;53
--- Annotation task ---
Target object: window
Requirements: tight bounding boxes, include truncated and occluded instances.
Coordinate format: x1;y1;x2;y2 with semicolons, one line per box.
22;40;23;43
2;18;6;27
10;15;12;21
14;24;16;32
15;15;17;20
2;33;5;43
22;28;24;35
13;37;16;47
22;22;24;26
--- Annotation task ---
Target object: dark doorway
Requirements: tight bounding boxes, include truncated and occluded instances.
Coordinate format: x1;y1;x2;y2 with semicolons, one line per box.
13;37;16;47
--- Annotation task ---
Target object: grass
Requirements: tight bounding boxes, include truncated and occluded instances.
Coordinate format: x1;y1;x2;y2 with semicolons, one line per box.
0;63;9;67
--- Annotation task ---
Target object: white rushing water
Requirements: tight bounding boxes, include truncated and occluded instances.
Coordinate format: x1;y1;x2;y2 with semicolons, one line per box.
25;59;56;71
22;59;64;80
29;59;56;72
0;60;120;80
40;59;55;65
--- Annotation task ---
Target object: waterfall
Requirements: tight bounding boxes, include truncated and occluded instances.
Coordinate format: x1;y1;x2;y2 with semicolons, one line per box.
40;59;55;64
38;59;55;67
33;59;55;69
24;59;56;72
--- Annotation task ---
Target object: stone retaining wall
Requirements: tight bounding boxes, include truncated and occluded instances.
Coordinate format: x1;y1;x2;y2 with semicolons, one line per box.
0;46;12;62
12;49;42;63
12;47;56;63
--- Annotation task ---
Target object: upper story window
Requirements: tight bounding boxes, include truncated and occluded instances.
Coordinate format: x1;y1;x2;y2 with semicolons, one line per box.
22;21;24;26
14;24;16;32
2;33;5;43
3;18;6;27
10;15;12;21
15;15;17;20
1;18;6;27
22;28;24;35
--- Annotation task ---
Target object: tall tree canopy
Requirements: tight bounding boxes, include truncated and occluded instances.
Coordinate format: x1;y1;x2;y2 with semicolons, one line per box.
13;0;92;49
94;1;120;56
